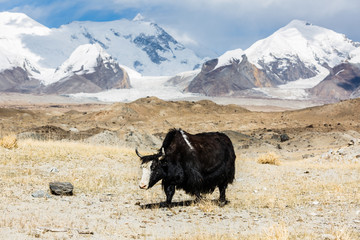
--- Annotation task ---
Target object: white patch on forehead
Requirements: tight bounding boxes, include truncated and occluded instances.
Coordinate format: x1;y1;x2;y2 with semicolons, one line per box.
139;161;152;189
180;129;194;150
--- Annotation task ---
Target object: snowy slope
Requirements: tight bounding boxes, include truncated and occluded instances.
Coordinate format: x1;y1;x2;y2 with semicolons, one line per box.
349;48;360;63
245;20;360;87
70;75;199;102
0;11;201;84
246;20;359;67
0;12;53;80
52;44;120;83
214;49;245;70
19;13;201;76
43;43;130;94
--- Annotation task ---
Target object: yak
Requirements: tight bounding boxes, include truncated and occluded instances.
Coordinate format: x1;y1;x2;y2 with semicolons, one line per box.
136;128;236;207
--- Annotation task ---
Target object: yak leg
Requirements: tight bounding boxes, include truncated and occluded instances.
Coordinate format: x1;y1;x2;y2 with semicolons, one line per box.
165;184;175;205
218;184;229;207
194;192;202;202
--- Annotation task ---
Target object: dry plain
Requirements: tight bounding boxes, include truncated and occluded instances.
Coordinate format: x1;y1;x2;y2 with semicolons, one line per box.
0;94;359;239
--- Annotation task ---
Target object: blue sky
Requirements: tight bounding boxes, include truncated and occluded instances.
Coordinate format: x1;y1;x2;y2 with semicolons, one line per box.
1;0;360;56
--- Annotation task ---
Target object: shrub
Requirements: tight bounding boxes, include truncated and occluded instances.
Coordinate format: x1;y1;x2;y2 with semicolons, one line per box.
257;152;281;165
0;134;18;149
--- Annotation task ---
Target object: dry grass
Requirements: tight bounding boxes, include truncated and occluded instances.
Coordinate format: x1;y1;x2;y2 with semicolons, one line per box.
0;139;359;239
168;224;359;240
257;152;281;165
0;134;18;149
0;139;139;194
197;199;218;213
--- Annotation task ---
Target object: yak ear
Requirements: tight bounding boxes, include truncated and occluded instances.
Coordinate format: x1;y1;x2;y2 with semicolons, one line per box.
135;148;143;158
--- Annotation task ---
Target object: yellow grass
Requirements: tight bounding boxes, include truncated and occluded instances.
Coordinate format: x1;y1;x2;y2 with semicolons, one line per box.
0;139;139;194
0;139;359;239
0;134;18;149
197;199;218;213
167;224;359;240
257;152;281;165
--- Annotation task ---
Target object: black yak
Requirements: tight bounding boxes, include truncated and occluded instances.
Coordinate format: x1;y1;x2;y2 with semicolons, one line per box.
136;129;236;206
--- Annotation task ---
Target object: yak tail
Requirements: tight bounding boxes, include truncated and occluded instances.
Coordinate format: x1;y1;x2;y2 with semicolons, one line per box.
226;142;236;184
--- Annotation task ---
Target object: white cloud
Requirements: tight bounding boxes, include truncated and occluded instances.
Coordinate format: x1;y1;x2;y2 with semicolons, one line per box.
1;0;359;55
163;27;198;46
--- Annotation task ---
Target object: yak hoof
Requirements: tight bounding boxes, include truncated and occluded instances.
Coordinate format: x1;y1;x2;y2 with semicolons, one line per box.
218;200;229;207
160;202;170;208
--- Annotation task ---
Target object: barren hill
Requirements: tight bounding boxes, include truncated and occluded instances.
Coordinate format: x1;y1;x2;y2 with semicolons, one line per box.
1;96;359;136
1;96;359;157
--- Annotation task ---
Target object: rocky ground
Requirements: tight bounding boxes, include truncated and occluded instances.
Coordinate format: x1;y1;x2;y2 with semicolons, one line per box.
0;94;359;239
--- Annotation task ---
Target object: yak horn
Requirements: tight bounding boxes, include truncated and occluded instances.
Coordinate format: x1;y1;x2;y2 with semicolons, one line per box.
160;147;165;156
135;148;143;158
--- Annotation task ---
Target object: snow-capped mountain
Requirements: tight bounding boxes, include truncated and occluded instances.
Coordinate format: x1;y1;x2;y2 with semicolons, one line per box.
0;11;202;93
17;12;201;76
245;20;359;85
0;12;53;85
184;20;360;97
43;44;130;94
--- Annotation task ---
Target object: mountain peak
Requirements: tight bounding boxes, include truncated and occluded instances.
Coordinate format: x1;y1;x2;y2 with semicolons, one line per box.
246;19;359;70
52;43;115;83
10;11;201;76
284;19;313;29
0;11;46;28
0;11;50;36
133;13;145;21
0;11;31;23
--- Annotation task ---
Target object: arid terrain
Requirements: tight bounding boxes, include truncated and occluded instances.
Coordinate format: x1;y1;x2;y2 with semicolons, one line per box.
0;93;359;239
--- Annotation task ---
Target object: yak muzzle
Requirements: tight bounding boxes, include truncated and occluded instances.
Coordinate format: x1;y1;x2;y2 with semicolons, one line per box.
139;184;148;189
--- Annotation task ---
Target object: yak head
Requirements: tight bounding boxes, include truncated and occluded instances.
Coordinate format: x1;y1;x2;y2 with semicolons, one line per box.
136;148;167;189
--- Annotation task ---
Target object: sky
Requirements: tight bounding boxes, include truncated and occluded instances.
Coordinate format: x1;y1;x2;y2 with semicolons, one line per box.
1;0;360;57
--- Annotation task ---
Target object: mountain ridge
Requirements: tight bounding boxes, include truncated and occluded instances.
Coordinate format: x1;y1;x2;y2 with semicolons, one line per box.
1;13;360;101
0;11;202;80
183;20;360;99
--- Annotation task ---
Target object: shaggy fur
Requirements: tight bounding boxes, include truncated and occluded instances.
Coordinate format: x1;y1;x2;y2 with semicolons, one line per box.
137;128;236;206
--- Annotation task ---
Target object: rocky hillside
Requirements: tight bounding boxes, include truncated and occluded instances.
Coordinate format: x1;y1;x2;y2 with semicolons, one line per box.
43;44;130;94
308;63;360;101
1;96;360;149
0;67;42;93
187;56;275;96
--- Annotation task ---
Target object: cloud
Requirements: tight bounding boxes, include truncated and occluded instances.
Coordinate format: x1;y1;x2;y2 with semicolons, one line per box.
1;0;359;55
134;0;360;52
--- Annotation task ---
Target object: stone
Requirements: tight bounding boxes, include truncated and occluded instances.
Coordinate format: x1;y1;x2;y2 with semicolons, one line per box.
49;182;74;196
348;139;355;146
50;167;59;173
280;134;290;142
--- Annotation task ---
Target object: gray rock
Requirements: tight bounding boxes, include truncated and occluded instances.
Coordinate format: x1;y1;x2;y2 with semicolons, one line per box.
50;167;59;173
280;134;290;142
49;182;74;196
